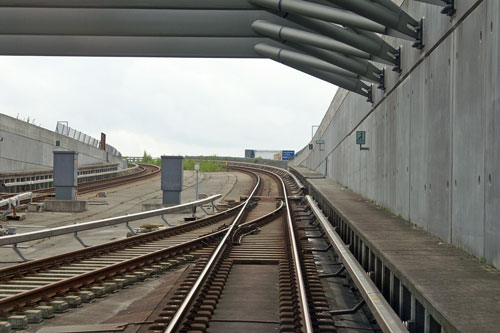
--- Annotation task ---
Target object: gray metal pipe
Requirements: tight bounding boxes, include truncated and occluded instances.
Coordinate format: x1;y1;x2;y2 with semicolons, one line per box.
255;43;370;97
0;0;258;10
256;43;358;79
284;41;381;83
0;35;274;57
327;0;419;39
252;20;370;60
0;8;287;37
282;13;397;65
250;0;386;34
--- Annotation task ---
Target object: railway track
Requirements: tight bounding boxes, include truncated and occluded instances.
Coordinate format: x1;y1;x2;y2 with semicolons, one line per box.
34;163;161;198
137;166;335;332
0;165;337;332
0;164;161;207
0;168;256;328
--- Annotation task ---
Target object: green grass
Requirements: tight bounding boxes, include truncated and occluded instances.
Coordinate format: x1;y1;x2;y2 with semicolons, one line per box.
134;151;224;172
184;157;224;172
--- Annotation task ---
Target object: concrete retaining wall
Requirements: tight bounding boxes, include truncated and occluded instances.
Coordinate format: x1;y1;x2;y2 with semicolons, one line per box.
0;114;126;172
292;0;500;268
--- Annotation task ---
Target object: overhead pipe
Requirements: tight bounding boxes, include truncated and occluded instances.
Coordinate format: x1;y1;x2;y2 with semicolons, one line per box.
346;26;401;72
0;8;308;38
252;20;388;83
281;13;398;65
255;43;371;99
252;20;371;60
250;0;387;34
326;0;420;41
283;41;382;83
0;0;257;9
255;24;382;81
256;43;359;79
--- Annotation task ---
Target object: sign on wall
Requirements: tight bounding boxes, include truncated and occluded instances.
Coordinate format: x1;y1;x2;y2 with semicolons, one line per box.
356;131;366;145
282;150;295;160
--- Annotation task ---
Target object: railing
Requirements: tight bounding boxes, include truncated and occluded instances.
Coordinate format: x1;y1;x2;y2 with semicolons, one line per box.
0;194;222;248
0;192;32;209
55;122;122;157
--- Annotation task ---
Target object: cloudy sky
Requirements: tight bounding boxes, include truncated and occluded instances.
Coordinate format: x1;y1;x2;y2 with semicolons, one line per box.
0;56;336;157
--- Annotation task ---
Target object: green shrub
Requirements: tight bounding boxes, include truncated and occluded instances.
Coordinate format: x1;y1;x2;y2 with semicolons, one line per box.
184;156;223;172
139;151;161;166
138;153;223;172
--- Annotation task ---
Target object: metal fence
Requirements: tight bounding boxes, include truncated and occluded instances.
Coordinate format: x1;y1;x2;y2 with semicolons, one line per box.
56;122;122;157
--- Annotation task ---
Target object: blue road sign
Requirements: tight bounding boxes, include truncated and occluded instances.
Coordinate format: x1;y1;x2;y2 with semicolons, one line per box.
282;150;295;160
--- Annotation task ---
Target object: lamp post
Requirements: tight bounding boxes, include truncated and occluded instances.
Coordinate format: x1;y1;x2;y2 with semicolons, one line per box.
312;125;319;138
195;163;200;201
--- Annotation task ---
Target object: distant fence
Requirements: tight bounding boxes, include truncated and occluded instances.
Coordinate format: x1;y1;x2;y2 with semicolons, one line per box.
56;122;122;157
125;156;144;162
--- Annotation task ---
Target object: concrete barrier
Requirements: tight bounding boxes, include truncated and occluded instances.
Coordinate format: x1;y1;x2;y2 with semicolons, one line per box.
44;200;88;213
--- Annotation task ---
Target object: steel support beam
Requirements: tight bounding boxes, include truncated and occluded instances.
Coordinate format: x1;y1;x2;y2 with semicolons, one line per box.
255;43;371;98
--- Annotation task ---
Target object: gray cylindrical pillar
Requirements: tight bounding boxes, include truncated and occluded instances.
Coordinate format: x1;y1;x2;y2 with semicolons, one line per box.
53;151;78;200
161;156;184;205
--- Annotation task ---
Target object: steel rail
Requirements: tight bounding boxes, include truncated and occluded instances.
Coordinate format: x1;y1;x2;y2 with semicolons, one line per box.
0;224;229;315
229;164;313;332
164;173;262;333
229;160;305;190
0;199;246;281
28;163;156;196
305;195;408;333
278;171;313;332
76;163;157;187
3;164;140;187
0;189;284;317
75;164;159;194
0;194;221;247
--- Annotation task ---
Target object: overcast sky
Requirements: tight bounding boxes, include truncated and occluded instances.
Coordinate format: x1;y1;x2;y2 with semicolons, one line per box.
0;56;336;158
